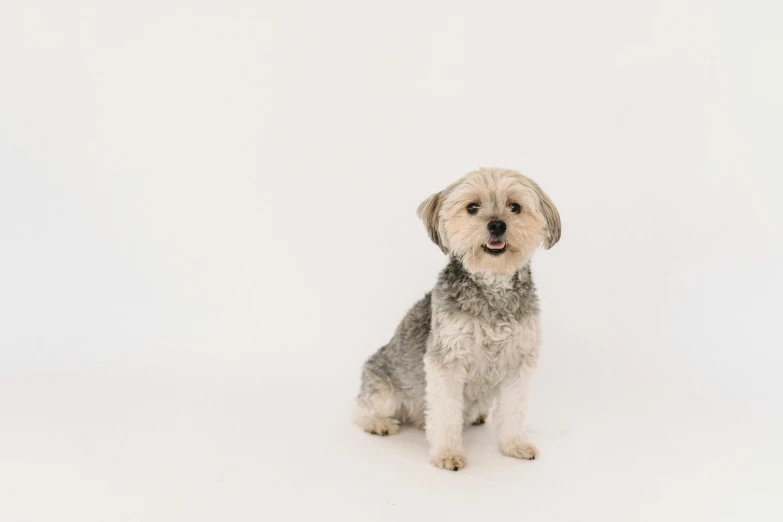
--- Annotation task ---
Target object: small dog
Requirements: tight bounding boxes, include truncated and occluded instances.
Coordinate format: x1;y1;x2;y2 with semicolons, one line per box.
354;167;561;470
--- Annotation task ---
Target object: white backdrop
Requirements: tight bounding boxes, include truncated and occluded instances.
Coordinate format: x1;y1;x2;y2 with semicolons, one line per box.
1;1;782;521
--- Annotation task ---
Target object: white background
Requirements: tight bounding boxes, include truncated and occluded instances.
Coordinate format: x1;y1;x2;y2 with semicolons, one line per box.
1;1;782;521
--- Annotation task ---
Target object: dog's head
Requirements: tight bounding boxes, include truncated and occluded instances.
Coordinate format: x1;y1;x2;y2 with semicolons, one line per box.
417;168;560;275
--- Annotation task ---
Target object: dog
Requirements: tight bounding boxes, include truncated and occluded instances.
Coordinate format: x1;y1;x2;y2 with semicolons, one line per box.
354;167;560;470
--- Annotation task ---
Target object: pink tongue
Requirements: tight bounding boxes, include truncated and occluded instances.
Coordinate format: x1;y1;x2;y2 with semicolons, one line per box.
487;240;506;249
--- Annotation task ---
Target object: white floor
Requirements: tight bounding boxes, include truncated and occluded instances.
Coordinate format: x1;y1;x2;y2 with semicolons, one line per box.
2;346;781;522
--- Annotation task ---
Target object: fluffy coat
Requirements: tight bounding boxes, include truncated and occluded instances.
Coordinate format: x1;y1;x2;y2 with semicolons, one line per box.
354;168;560;470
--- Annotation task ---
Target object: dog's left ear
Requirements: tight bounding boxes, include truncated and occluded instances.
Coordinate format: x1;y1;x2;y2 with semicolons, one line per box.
417;191;448;254
533;183;561;249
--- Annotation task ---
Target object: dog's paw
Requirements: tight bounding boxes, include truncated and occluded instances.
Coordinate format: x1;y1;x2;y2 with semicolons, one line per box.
500;438;539;460
359;416;400;436
430;448;467;471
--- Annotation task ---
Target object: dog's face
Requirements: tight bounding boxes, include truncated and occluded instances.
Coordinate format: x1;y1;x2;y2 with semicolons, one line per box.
418;168;560;275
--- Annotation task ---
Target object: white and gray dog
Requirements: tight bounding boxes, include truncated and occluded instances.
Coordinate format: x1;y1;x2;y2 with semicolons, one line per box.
354;167;561;471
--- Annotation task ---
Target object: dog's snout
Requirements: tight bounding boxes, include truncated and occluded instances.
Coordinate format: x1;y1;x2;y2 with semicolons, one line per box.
487;220;506;236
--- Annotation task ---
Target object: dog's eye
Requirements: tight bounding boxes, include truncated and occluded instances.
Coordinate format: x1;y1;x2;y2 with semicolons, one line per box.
467;203;480;215
509;203;521;214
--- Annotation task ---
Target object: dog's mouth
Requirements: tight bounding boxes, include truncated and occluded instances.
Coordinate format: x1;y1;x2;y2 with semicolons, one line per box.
482;239;507;255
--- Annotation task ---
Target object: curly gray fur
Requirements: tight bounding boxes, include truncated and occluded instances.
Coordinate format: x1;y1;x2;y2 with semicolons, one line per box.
357;257;539;428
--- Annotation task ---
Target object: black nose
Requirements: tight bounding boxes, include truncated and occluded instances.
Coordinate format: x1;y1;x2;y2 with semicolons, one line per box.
487;220;506;236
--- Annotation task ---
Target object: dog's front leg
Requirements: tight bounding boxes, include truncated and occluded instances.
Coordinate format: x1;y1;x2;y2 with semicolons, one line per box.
424;355;466;470
493;363;539;460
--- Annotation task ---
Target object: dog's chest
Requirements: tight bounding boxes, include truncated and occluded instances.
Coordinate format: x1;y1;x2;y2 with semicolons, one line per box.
435;310;539;386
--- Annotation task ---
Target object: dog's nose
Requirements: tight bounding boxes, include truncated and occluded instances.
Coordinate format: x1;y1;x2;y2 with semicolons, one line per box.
487;220;506;236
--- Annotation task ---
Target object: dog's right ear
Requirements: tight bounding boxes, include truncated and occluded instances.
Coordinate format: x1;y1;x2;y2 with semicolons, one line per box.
417;191;448;254
531;182;561;250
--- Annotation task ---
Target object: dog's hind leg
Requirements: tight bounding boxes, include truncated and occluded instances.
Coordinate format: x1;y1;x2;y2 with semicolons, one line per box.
464;398;489;426
354;368;401;436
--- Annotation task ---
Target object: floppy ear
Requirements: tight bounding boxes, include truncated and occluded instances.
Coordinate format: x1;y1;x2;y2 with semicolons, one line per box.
532;182;561;249
417;191;448;254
